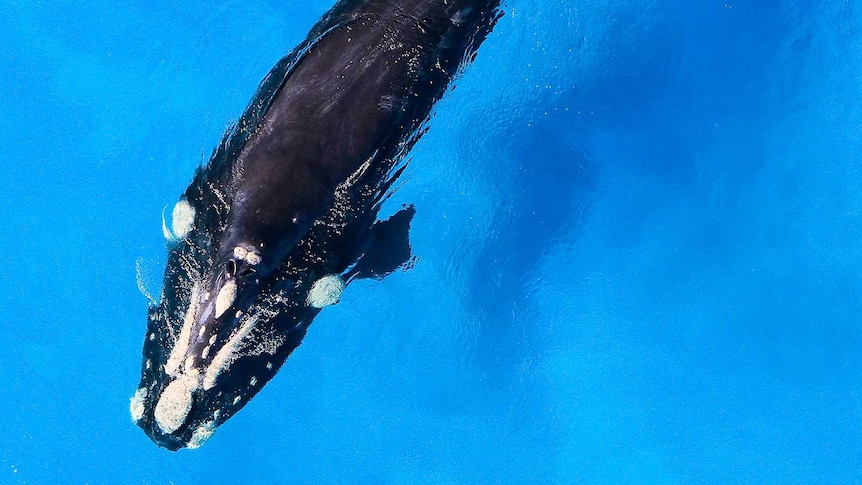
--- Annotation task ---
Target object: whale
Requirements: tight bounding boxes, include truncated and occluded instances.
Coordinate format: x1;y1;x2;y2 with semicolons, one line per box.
130;0;502;450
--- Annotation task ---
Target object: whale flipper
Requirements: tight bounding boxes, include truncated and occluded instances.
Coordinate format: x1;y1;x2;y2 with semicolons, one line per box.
350;205;416;280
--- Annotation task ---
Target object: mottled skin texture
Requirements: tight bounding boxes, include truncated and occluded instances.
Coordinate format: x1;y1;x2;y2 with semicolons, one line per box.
134;0;501;450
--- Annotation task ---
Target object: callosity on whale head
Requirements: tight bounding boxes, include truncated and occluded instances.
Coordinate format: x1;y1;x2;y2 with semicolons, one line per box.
134;188;417;449
133;182;416;450
131;0;501;450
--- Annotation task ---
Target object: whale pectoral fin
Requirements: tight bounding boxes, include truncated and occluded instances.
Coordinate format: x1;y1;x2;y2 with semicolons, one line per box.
351;204;416;280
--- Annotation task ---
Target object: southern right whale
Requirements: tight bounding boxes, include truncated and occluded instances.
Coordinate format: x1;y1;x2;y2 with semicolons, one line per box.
131;0;503;450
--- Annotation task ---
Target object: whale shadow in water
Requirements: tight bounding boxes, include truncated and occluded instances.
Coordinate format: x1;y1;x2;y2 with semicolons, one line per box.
459;107;597;383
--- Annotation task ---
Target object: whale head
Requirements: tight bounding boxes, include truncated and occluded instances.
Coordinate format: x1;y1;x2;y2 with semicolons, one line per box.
130;258;324;450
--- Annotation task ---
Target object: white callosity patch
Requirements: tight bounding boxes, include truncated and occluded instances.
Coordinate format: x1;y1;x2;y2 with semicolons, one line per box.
171;199;195;239
203;316;258;390
214;279;237;319
198;284;291;391
129;387;148;422
165;283;201;377
307;274;345;308
233;245;262;266
154;373;199;434
161;199;196;241
187;420;217;449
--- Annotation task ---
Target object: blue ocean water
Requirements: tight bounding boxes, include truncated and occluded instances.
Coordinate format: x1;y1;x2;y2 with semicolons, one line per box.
1;0;860;483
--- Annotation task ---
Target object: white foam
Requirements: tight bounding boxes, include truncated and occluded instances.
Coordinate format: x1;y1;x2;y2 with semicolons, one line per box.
135;257;157;306
129;387;148;422
214;280;237;319
161;206;173;240
154;373;198;434
307;274;345;308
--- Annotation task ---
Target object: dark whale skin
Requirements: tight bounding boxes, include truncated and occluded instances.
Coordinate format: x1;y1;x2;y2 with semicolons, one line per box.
131;0;502;451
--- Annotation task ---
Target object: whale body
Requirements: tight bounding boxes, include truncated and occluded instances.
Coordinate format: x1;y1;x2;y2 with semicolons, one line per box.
130;0;502;450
